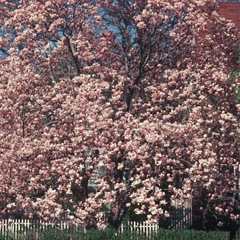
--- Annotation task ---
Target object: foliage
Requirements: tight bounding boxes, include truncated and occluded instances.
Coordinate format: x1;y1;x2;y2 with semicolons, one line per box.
0;228;231;240
0;0;239;230
38;228;70;240
155;229;229;240
85;228;118;240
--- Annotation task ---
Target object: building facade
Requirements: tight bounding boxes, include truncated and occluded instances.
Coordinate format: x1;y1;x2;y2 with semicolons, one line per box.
217;1;240;34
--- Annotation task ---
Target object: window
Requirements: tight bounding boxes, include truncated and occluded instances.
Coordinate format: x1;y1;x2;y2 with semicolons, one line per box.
220;164;240;201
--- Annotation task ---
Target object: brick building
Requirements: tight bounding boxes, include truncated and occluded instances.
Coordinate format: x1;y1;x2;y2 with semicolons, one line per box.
217;0;240;35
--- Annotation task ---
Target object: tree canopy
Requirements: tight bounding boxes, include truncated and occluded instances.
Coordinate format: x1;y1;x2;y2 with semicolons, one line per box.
0;0;239;229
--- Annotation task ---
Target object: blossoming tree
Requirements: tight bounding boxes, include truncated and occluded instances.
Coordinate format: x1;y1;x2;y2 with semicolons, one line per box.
0;0;239;229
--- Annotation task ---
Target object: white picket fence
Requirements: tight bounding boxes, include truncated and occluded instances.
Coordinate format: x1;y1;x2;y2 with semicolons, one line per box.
0;219;82;239
119;221;158;237
0;219;158;239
